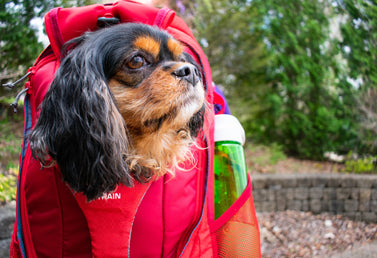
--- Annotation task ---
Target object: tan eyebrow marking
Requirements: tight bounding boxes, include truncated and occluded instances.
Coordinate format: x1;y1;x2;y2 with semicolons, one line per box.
134;36;161;58
167;38;183;60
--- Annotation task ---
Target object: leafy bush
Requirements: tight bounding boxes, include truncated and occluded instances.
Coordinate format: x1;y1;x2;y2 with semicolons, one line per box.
193;0;377;160
343;152;377;174
0;165;18;203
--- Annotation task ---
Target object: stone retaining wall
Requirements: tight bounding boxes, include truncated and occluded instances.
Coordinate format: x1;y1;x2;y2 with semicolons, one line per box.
0;202;15;257
252;174;377;223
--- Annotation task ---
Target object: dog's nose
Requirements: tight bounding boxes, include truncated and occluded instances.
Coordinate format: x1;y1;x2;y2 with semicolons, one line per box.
172;64;200;86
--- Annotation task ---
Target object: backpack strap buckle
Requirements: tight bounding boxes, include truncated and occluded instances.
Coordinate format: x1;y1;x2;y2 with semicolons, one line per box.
97;17;120;28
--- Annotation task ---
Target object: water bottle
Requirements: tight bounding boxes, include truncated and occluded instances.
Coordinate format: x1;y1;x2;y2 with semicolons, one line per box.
214;114;248;219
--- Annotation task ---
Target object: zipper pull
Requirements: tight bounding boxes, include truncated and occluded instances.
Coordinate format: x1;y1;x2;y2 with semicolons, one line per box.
2;70;32;113
10;87;29;113
2;71;31;89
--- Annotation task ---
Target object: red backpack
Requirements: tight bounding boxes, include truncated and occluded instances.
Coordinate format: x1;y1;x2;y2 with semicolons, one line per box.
10;1;260;257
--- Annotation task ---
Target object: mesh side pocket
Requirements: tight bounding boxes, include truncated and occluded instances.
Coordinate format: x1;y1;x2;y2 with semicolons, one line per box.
214;183;261;257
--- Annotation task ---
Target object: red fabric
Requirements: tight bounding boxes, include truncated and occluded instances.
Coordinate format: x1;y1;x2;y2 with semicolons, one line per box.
130;148;201;257
75;182;152;257
153;7;176;29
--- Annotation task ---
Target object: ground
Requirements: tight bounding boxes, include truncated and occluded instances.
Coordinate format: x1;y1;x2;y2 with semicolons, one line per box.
245;143;345;175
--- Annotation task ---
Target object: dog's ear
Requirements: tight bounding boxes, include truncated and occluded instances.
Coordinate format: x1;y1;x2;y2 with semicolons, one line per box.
29;38;133;201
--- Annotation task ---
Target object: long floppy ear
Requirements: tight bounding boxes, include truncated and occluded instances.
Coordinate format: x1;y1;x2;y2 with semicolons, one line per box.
29;36;133;201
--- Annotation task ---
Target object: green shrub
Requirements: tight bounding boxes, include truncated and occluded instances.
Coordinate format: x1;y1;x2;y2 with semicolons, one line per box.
0;165;18;203
343;152;377;174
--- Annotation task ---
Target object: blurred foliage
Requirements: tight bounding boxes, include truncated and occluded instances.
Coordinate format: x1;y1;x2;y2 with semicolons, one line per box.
336;0;377;153
0;0;96;82
0;0;97;116
0;120;22;203
343;152;377;174
184;0;377;160
1;0;377;163
0;0;51;72
0;165;18;203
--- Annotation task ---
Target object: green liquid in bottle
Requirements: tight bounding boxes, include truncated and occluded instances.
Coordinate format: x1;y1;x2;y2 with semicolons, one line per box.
214;140;248;219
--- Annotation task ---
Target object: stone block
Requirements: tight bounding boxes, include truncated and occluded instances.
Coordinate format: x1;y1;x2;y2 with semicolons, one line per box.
343;212;356;220
329;200;344;213
371;200;377;213
356;176;376;188
262;201;276;212
326;177;341;187
360;188;372;202
267;189;276;201
359;200;371;212
323;188;337;200
276;189;286;201
344;199;359;212
350;188;359;200
340;176;355;188
296;177;312;187
310;187;324;200
252;178;267;189
310;199;322;213
354;212;362;221
321;200;330;212
287;200;302;211
279;188;295;200
295;188;309;200
0;203;16;240
286;188;295;200
371;189;377;200
362;212;377;223
302;200;309;211
282;176;297;188
336;188;351;200
267;178;283;190
0;239;11;258
252;189;267;202
276;199;287;211
312;176;328;187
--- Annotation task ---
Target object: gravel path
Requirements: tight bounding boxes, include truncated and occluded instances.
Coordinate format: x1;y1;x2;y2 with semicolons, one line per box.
257;210;377;257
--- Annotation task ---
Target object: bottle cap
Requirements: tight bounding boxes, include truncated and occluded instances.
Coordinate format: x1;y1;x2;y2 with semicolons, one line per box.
214;114;245;145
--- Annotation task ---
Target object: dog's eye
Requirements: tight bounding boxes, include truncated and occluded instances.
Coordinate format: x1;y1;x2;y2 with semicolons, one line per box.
127;55;146;69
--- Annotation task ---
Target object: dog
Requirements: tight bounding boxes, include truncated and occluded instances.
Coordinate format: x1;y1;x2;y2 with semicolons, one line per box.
29;23;206;201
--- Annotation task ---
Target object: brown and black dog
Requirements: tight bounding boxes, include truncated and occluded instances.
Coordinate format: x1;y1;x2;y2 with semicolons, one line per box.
29;23;206;200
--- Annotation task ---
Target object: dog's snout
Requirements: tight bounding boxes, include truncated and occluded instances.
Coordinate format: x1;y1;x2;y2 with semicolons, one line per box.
172;64;200;86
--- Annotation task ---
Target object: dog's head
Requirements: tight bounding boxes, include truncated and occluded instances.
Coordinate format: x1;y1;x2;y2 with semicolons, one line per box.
29;23;206;200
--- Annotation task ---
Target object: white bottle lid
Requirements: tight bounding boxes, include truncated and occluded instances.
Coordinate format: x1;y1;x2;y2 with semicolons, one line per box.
214;114;246;145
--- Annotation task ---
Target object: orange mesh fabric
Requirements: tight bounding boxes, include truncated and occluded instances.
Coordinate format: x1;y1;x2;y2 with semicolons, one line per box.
215;198;261;257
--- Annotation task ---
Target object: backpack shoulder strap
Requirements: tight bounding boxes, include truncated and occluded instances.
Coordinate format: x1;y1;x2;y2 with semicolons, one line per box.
74;181;152;257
